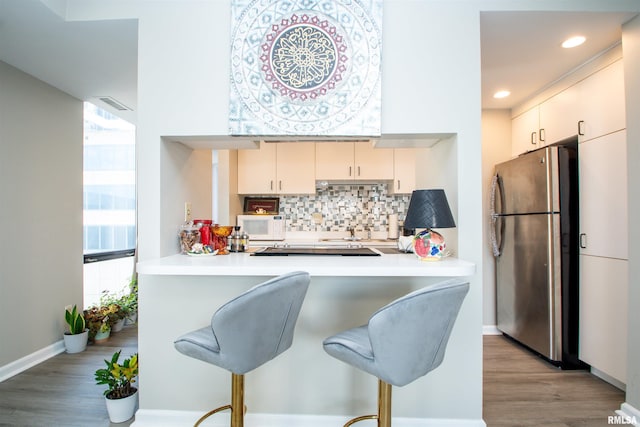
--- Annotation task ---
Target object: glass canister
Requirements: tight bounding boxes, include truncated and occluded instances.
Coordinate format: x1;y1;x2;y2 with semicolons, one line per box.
194;219;213;246
179;222;200;253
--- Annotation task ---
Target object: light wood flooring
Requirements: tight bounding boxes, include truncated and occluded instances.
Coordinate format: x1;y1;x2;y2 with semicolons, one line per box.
0;325;138;427
0;329;625;426
483;335;625;427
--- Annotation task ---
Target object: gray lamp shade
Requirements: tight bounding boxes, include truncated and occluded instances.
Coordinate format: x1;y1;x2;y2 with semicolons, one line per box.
404;189;456;229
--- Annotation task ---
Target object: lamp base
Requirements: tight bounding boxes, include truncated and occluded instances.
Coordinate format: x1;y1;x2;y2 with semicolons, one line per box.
412;229;447;261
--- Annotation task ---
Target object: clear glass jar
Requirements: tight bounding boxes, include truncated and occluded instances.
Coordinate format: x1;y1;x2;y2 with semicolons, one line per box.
179;223;200;253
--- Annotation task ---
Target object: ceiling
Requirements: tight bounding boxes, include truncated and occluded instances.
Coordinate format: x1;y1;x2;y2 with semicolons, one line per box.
0;1;637;125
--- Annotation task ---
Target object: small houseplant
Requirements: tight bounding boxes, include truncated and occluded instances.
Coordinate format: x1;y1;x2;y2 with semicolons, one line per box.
95;350;139;423
100;290;126;332
63;305;88;353
84;305;111;343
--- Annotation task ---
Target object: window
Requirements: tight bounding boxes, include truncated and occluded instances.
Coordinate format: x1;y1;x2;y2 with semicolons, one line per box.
83;102;136;307
83;102;136;254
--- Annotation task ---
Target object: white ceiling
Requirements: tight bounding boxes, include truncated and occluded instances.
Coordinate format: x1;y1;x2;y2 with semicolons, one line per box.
0;1;637;125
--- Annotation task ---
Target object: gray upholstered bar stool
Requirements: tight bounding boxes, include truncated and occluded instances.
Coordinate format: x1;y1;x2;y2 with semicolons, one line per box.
323;278;469;427
174;271;310;427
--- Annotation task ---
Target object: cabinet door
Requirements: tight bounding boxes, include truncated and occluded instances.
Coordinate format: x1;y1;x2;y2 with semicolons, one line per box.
578;60;626;142
276;142;316;194
539;85;580;145
578;130;627;259
315;142;354;180
390;148;416;194
511;106;539;157
579;255;628;384
237;142;277;194
354;141;394;180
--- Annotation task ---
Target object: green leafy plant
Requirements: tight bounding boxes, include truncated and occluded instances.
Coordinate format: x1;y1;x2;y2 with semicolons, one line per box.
64;305;86;335
118;277;138;319
95;350;139;399
84;306;111;340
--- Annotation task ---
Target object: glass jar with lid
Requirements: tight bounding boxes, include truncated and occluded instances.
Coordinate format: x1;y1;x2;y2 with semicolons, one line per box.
179;223;200;253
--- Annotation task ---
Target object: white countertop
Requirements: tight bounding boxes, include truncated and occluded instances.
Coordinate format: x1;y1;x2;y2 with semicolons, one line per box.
137;251;475;277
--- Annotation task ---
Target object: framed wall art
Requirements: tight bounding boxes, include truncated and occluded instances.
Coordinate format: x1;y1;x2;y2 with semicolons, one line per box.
229;0;383;137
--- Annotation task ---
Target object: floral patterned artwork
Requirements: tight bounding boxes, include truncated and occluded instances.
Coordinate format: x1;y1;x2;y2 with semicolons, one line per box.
229;0;382;136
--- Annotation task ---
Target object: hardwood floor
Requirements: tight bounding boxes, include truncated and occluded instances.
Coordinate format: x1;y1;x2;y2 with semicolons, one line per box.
0;325;138;427
0;329;625;426
484;335;625;427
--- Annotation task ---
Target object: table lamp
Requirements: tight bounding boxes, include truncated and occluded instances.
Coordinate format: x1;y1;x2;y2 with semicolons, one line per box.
403;189;456;261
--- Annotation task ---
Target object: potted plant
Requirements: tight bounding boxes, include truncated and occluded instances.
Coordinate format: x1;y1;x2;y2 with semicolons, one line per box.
100;290;127;333
121;277;138;325
118;277;138;324
95;350;139;423
84;305;111;343
63;305;88;353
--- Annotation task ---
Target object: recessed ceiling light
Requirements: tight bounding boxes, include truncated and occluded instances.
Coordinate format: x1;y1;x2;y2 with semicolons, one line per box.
493;90;511;99
562;36;586;49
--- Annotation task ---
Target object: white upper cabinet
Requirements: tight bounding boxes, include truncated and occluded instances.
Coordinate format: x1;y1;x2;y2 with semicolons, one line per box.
578;130;628;260
512;58;625;157
237;142;277;194
275;142;316;194
237;142;316;194
511;106;540;157
389;148;416;194
315;142;355;180
576;60;626;142
354;142;394;180
315;141;393;181
539;84;580;145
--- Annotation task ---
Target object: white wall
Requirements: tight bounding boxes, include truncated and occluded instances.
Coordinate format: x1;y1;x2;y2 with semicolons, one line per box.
622;14;640;414
0;61;83;366
131;0;484;421
480;110;512;328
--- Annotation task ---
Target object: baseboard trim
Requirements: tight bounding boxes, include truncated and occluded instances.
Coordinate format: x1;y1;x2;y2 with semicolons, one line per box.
131;410;487;427
483;325;502;335
0;339;65;383
616;402;640;426
590;367;626;391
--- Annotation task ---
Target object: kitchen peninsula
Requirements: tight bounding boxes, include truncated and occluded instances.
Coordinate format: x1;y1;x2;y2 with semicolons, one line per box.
134;251;476;426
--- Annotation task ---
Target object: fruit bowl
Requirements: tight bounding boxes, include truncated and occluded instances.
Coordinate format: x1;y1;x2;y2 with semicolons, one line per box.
212;225;233;237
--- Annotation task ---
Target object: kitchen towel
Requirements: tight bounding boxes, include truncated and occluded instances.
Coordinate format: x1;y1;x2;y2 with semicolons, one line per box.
388;213;399;239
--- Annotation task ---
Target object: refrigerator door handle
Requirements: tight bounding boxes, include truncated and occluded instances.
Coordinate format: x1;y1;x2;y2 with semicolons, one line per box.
490;174;505;257
579;233;587;249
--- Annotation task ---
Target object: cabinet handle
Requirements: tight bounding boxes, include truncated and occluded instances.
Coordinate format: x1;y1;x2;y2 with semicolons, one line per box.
349;166;352;177
539;128;545;143
578;120;585;136
270;180;273;190
531;131;537;145
358;166;361;176
397;180;400;190
579;233;587;249
279;180;282;191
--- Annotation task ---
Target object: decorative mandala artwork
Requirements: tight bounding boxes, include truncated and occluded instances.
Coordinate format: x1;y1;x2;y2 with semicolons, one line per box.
229;0;382;136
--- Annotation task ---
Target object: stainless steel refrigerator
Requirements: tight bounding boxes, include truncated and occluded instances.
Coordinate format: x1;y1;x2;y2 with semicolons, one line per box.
491;139;584;369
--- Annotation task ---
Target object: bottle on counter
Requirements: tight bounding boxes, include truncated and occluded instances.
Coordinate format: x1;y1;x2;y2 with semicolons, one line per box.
194;219;212;246
240;229;249;252
229;226;242;252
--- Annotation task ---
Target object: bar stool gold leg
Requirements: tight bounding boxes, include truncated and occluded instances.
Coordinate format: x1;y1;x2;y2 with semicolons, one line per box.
343;380;392;427
231;373;244;427
193;373;245;427
378;380;392;427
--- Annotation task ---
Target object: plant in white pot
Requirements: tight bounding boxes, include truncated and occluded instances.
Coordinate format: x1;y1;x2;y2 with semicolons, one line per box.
95;350;139;423
63;305;88;353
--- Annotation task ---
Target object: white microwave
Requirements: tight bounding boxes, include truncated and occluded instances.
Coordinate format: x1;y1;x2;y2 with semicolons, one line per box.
237;215;285;241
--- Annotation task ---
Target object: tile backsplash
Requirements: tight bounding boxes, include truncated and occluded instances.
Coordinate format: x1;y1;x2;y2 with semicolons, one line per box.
279;183;411;232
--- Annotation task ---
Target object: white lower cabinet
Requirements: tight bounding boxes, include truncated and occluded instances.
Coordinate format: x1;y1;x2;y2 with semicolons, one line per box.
579;255;628;385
